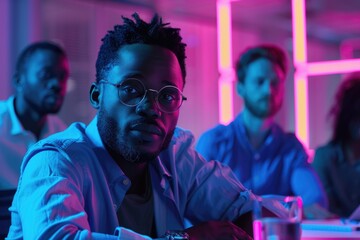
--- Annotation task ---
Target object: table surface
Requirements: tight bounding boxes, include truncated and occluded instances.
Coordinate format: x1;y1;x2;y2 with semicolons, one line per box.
302;230;360;239
301;220;360;240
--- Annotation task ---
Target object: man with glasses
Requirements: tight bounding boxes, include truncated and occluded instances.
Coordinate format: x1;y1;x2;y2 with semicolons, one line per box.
8;13;263;240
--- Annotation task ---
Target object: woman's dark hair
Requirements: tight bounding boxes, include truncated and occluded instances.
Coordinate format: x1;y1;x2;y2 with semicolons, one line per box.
330;72;360;143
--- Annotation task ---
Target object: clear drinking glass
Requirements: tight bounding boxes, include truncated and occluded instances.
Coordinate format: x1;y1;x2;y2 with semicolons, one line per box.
253;195;303;240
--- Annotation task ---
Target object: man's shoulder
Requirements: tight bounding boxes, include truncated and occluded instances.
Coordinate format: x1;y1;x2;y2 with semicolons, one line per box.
36;122;88;151
172;127;196;146
272;124;303;145
199;123;232;140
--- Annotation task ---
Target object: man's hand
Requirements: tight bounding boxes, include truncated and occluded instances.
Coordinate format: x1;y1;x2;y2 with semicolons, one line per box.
185;220;253;240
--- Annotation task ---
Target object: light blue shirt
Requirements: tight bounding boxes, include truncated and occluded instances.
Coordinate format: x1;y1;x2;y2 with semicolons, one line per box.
196;114;328;207
0;96;67;190
7;116;255;239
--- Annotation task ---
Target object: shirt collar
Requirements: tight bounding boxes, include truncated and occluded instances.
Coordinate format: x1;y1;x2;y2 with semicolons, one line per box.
7;96;25;135
237;113;275;147
85;116;104;149
7;96;55;138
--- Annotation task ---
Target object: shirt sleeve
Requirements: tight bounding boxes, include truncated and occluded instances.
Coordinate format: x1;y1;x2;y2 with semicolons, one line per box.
290;146;329;208
312;148;329;188
195;128;218;161
12;149;127;239
185;153;256;224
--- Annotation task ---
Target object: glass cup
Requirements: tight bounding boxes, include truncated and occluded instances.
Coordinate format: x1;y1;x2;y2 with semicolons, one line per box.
252;195;303;240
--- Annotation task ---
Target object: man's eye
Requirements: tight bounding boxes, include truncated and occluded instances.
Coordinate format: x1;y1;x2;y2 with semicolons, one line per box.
257;79;265;85
120;85;144;97
161;94;175;102
38;70;52;80
123;86;138;94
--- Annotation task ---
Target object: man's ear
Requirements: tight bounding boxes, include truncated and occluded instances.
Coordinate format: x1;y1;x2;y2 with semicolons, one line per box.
236;81;245;97
90;83;101;109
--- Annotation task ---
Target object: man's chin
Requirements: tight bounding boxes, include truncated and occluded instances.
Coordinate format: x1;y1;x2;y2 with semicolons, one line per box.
44;105;62;114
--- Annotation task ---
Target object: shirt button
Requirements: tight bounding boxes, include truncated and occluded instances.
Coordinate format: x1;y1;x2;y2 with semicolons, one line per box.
122;178;130;186
254;153;260;160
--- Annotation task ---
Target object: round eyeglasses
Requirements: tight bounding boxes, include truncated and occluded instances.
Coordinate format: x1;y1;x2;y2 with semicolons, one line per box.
99;78;187;113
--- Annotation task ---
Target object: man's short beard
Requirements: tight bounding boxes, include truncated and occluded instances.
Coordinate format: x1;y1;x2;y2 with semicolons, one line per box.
243;97;281;119
97;107;142;163
97;106;175;164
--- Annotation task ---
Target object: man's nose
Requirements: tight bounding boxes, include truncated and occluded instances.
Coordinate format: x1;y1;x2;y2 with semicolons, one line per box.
46;76;63;90
262;80;272;94
135;91;161;118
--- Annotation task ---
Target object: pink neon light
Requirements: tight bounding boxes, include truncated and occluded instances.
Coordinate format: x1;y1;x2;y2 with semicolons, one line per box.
217;0;234;124
292;0;309;149
294;74;309;148
292;0;307;64
216;0;360;152
292;0;360;150
217;1;232;71
304;59;360;76
218;80;234;124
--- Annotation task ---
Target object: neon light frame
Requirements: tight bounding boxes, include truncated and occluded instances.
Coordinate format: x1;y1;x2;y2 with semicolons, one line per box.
216;0;360;150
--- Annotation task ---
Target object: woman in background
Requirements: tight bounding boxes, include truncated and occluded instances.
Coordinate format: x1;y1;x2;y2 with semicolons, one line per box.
313;72;360;217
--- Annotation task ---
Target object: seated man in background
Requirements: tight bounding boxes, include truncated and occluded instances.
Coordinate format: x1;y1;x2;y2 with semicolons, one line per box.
312;72;360;218
196;44;334;219
6;13;277;240
0;41;70;190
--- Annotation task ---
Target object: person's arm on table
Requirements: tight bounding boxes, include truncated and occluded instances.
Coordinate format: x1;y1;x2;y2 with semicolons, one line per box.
12;150;154;240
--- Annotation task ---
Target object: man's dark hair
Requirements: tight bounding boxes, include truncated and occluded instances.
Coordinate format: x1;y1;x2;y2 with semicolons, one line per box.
14;41;67;84
329;72;360;144
96;13;187;85
235;44;288;83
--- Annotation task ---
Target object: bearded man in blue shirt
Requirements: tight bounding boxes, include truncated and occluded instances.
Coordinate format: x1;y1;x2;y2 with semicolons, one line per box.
196;44;334;220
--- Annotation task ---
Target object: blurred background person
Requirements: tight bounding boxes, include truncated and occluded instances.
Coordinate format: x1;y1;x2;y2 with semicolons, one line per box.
196;44;333;219
312;72;360;218
0;41;70;191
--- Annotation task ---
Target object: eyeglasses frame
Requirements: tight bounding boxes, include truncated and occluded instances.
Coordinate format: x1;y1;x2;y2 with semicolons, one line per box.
98;78;187;113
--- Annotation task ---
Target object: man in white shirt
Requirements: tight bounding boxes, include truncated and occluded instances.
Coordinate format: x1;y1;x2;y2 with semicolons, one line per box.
0;41;70;190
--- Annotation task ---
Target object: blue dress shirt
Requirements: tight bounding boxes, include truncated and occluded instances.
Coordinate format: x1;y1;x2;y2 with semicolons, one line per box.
196;114;328;208
7;116;255;239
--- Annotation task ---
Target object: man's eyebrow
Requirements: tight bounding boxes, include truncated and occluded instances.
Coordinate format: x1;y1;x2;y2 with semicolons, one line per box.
162;80;177;86
121;75;180;87
122;73;144;79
